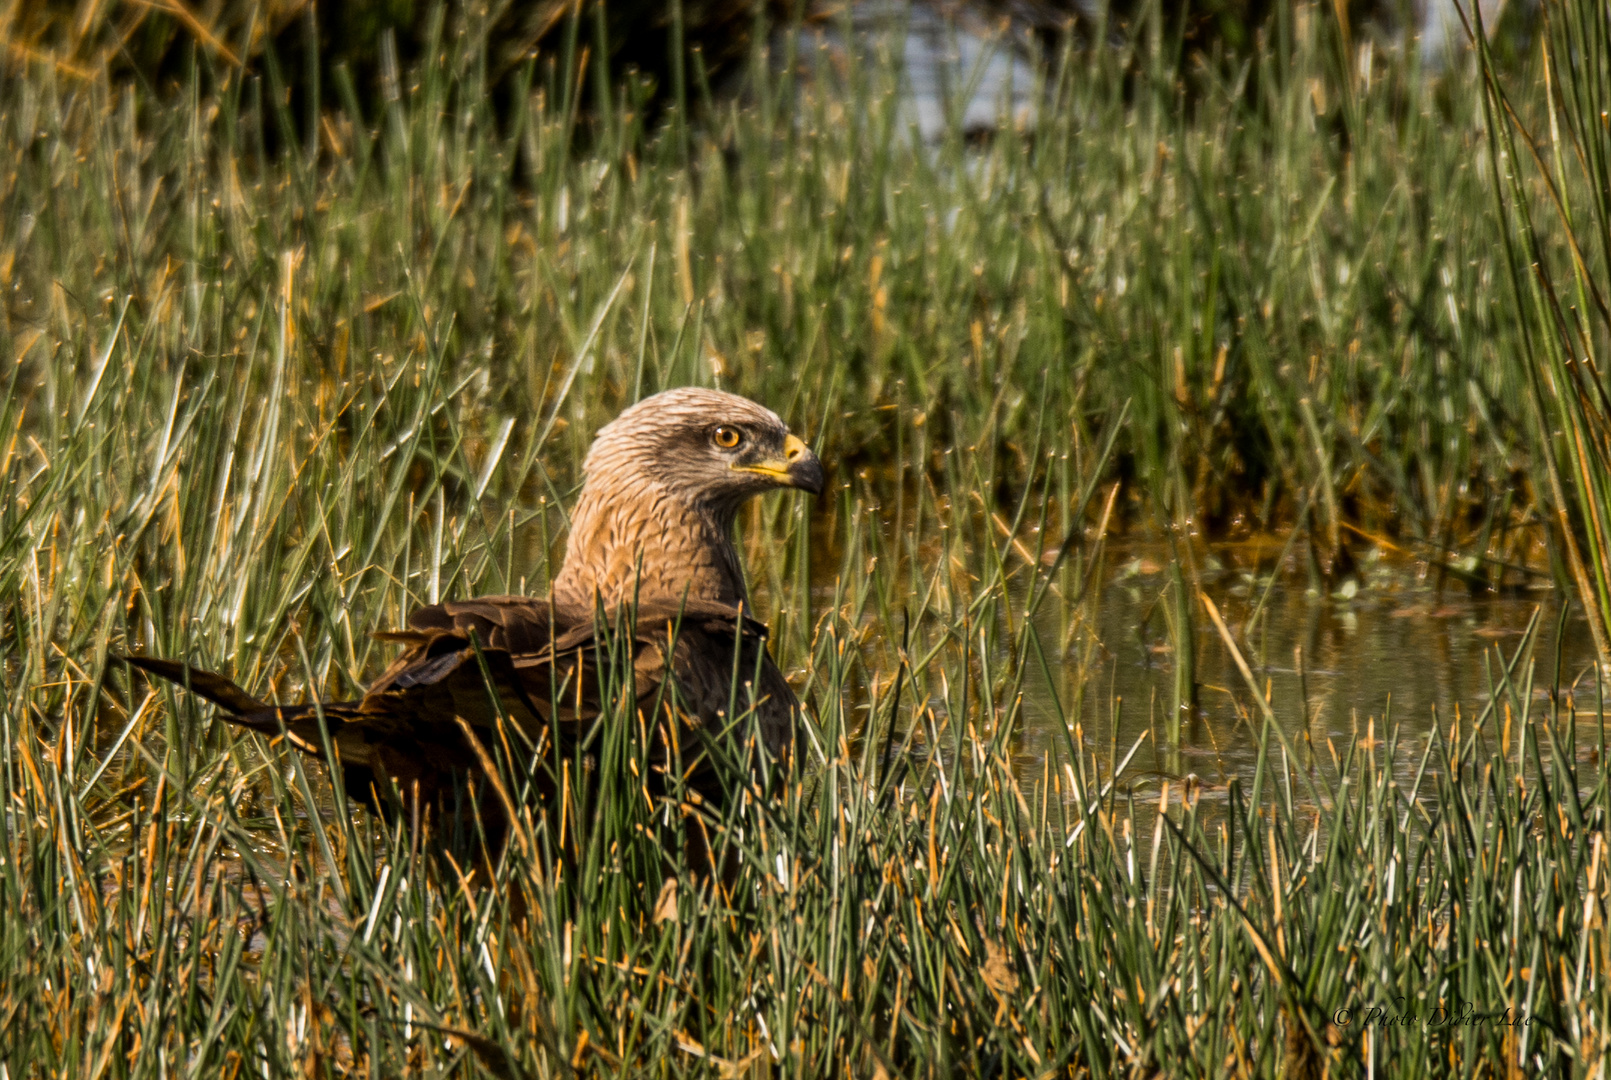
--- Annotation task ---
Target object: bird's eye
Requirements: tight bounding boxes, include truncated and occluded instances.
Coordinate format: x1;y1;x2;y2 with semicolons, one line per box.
712;426;743;450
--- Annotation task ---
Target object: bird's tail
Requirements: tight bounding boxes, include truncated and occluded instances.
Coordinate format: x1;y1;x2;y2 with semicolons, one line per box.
117;654;364;743
118;654;478;829
119;655;265;713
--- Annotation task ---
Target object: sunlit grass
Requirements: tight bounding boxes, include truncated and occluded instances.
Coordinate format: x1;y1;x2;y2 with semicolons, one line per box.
3;1;1610;1074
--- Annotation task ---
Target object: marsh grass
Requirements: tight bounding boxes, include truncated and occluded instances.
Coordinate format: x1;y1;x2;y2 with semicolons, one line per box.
3;1;1611;1075
10;559;1611;1075
1476;0;1611;664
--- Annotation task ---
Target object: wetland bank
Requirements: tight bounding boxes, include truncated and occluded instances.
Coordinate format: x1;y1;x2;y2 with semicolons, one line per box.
4;0;1611;1075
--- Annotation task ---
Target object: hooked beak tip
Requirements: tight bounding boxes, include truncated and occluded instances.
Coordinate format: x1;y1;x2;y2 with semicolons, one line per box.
782;434;825;495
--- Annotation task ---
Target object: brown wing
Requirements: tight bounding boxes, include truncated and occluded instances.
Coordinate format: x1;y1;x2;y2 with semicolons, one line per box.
121;595;797;809
626;602;799;765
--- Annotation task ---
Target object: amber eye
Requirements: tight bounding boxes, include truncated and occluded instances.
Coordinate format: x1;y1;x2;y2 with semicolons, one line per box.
712;426;743;450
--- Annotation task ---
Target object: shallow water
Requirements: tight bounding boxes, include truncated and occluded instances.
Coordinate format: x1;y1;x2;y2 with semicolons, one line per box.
774;0;1515;151
1016;545;1604;805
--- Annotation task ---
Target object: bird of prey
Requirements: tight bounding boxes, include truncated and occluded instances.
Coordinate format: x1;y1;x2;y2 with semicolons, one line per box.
123;387;825;842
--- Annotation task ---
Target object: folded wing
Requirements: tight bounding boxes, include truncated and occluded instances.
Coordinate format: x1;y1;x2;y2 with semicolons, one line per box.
120;595;794;810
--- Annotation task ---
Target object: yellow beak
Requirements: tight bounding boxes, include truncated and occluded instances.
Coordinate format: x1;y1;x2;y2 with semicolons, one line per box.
734;433;825;494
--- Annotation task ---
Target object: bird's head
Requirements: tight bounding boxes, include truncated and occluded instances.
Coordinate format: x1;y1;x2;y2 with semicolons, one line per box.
582;387;825;515
555;388;823;607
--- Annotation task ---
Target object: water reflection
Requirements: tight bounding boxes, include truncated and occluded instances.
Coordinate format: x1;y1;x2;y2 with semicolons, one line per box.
1019;545;1602;805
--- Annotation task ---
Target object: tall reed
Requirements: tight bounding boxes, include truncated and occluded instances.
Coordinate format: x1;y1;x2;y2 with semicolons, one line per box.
1476;0;1611;662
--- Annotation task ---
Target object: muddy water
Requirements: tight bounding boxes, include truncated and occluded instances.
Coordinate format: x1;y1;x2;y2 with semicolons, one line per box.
1016;546;1604;805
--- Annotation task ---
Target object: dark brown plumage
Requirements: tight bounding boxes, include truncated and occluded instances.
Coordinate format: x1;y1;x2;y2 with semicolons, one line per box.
122;388;824;838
